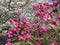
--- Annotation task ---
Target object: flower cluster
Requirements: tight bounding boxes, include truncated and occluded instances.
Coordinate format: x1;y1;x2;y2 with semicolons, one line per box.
4;1;60;45
31;2;59;45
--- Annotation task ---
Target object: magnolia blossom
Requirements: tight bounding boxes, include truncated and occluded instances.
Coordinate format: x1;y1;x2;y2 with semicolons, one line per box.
9;27;14;31
34;40;41;45
25;22;31;27
20;22;23;25
17;28;21;32
15;22;20;25
35;12;41;16
40;26;47;32
18;36;25;41
15;24;20;28
51;19;58;25
8;34;13;38
13;18;19;22
5;42;14;45
53;7;57;12
57;15;60;19
24;28;30;33
53;1;58;6
25;34;31;39
9;27;17;32
32;4;39;9
33;23;39;28
43;16;50;23
16;12;20;16
21;31;25;35
9;18;14;24
9;31;13;35
3;31;7;36
49;42;57;45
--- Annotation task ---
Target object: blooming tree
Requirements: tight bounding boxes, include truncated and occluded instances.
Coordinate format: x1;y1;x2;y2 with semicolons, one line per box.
2;1;60;45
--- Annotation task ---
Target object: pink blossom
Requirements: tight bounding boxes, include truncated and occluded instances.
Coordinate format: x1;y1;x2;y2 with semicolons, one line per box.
53;1;58;6
13;28;17;32
35;12;41;16
15;24;20;28
9;27;16;32
16;28;21;32
21;18;27;24
20;22;23;25
13;18;19;22
25;34;31;39
43;16;50;23
33;23;39;28
9;18;14;24
51;19;58;25
48;12;53;17
40;26;47;32
8;34;13;38
35;12;44;17
15;22;20;25
16;12;20;16
21;31;25;35
9;31;13;35
58;2;60;4
18;36;25;41
25;28;29;33
5;42;14;45
3;31;7;36
49;42;57;45
57;15;60;19
34;40;41;45
9;27;14;31
53;7;57;12
25;22;30;27
32;4;39;9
